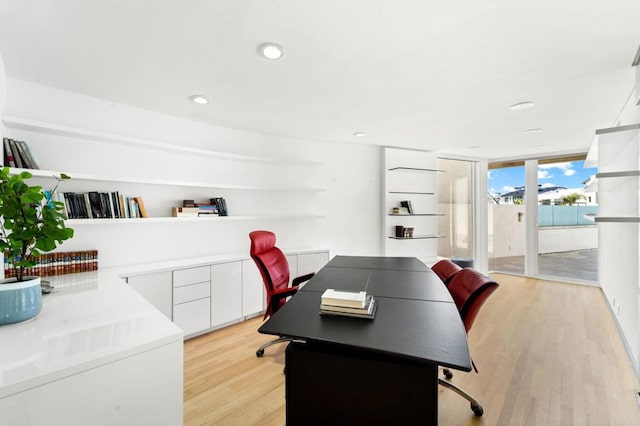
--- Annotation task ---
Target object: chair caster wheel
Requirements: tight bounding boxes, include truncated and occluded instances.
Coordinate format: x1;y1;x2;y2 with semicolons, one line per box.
443;369;453;380
256;349;264;357
471;403;484;417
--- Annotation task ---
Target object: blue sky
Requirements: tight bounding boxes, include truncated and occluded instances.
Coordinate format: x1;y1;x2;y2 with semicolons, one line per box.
488;161;597;196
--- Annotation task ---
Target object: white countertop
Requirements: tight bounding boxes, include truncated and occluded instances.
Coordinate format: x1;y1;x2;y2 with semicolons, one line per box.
117;248;329;277
0;267;183;399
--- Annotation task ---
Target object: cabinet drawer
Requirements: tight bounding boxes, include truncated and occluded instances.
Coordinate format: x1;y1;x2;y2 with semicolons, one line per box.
173;298;211;336
173;281;210;304
173;266;210;287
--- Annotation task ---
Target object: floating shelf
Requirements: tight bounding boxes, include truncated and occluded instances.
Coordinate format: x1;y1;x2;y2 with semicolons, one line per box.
388;191;434;195
387;167;443;172
6;167;324;193
66;214;326;225
388;213;443;216
387;235;442;240
2;115;323;166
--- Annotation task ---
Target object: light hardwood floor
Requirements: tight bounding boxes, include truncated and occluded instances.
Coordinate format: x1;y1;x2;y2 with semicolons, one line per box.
184;274;640;425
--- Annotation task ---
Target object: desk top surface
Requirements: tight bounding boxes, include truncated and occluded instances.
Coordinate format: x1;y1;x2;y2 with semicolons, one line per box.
259;255;472;371
324;255;430;272
300;264;452;302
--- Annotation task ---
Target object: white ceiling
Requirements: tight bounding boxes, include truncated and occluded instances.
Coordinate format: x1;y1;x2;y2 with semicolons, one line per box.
0;0;639;160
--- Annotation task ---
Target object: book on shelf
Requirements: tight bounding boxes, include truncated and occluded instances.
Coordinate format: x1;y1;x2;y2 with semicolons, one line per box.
321;288;368;309
400;200;414;214
210;197;228;216
134;197;148;218
3;249;98;277
2;138;39;169
3;138;16;167
320;295;377;319
195;203;219;216
58;191;146;219
172;206;199;217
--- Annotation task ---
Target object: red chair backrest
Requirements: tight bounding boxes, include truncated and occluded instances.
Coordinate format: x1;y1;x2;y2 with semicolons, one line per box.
249;230;291;315
431;259;463;285
447;268;498;333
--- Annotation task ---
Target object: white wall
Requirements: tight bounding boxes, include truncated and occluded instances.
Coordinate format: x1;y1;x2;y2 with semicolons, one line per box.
488;204;525;258
0;52;6;131
3;79;383;267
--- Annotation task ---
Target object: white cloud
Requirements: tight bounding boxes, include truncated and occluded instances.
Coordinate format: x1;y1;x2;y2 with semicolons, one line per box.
540;182;555;188
487;170;493;180
564;169;576;176
502;185;515;192
539;162;572;171
538;170;553;179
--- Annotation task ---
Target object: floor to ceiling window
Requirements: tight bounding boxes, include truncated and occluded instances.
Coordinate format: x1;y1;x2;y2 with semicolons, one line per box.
487;155;598;283
536;158;598;282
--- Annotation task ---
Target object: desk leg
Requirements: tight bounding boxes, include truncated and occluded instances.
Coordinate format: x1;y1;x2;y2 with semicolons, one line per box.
285;342;438;425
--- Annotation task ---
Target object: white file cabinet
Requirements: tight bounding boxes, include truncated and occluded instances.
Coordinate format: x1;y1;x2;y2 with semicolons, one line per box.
173;266;211;336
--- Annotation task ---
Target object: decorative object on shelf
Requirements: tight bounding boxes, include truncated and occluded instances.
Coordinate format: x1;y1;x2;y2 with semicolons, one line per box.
394;226;414;238
0;167;74;325
391;206;410;215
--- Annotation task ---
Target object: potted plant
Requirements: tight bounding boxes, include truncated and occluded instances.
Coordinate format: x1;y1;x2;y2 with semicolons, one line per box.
0;167;74;325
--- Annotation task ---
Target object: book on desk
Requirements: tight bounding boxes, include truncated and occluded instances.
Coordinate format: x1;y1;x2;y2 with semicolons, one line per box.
320;290;377;319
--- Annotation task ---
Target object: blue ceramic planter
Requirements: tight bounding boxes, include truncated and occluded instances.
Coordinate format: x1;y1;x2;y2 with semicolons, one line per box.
0;277;42;325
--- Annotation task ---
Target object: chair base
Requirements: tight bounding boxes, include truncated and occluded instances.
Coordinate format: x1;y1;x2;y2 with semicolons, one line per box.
438;377;484;417
256;336;293;357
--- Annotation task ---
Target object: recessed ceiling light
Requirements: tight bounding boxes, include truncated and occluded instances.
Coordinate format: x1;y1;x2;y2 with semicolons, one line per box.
188;95;209;105
353;132;366;137
525;128;543;133
510;101;535;111
257;42;285;60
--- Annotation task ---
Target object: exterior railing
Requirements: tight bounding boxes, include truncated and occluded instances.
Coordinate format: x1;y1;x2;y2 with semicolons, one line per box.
538;205;598;227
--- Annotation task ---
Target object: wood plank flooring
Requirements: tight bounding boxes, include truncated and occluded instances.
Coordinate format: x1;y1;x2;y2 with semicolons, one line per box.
184;274;640;425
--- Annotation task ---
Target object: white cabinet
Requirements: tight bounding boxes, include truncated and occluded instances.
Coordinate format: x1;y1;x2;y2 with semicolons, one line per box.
242;260;265;318
125;250;328;338
126;271;172;319
211;262;243;327
173;266;211;336
297;252;330;276
286;254;298;280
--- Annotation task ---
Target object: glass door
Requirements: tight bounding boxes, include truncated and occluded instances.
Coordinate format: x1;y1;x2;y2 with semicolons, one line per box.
536;158;598;282
487;162;526;275
437;158;474;260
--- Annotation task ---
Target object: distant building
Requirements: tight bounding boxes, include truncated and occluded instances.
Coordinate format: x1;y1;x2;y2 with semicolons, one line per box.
499;185;568;205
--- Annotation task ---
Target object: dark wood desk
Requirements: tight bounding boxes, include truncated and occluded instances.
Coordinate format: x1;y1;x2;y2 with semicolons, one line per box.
259;255;471;425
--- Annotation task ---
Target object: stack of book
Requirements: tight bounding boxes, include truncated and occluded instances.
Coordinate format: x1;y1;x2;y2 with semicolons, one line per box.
172;198;228;217
320;289;377;319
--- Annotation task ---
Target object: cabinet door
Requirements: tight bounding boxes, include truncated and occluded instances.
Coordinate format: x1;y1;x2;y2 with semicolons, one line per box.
127;271;172;319
173;298;211;336
286;254;298;279
242;260;265;317
211;262;243;327
297;252;329;276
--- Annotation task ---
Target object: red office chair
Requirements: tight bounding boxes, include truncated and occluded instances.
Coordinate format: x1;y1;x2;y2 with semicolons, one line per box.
249;230;315;357
431;259;463;285
439;268;499;417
